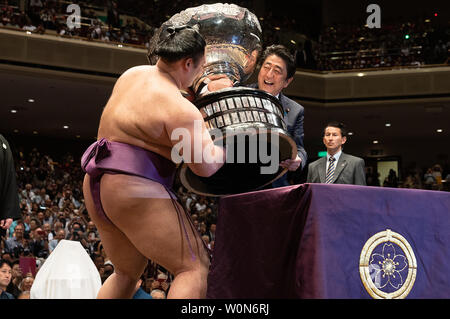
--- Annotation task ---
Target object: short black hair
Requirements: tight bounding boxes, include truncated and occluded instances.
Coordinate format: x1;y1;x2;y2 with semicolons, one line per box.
324;121;348;137
0;259;12;269
259;44;296;79
71;222;82;229
147;24;206;66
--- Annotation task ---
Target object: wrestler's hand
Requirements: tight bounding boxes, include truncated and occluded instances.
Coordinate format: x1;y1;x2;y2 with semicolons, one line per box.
206;74;234;92
0;218;13;229
280;155;302;171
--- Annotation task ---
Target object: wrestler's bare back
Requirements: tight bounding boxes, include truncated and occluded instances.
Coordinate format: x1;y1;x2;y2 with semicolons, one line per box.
97;65;198;161
83;65;214;297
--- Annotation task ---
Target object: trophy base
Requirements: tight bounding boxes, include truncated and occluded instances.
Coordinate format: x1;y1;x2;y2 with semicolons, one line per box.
179;87;297;197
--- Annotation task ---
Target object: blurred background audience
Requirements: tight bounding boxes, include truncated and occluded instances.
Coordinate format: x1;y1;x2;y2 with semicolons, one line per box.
1;0;448;71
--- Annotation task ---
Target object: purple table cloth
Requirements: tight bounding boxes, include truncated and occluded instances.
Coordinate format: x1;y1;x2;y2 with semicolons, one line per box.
206;183;450;298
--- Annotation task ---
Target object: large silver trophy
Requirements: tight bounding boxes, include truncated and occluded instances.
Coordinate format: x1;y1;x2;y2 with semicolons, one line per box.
165;3;297;196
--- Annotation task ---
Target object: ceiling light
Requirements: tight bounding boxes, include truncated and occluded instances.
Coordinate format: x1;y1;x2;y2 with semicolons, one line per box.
385;123;391;127
13;129;19;133
437;129;443;133
348;132;354;136
63;125;69;129
28;98;35;103
373;140;379;144
11;109;17;113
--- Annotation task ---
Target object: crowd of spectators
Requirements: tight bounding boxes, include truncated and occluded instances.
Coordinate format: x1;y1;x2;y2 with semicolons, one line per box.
314;19;449;71
0;0;153;45
0;144;219;298
1;0;448;71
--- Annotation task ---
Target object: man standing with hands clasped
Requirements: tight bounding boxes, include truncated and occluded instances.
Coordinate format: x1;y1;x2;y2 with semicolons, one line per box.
307;122;366;185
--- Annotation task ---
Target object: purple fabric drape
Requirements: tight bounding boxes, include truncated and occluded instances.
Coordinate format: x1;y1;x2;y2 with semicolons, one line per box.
207;183;450;298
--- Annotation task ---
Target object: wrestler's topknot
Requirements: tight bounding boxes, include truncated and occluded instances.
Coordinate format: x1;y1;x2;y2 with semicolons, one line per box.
147;23;205;66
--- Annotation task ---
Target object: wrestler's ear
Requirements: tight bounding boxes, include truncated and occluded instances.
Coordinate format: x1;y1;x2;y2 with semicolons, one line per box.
183;57;194;70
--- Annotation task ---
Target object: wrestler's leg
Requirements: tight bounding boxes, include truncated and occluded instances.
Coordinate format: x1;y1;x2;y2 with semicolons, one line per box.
99;173;209;298
83;175;148;298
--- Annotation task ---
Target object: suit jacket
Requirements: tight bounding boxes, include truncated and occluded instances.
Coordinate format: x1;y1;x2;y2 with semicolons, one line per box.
248;83;308;170
306;152;366;186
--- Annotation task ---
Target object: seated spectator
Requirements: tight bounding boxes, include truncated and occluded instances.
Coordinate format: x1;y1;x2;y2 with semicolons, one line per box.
92;253;104;272
6;260;22;298
33;188;49;206
383;169;398;188
19;275;34;293
66;221;88;248
3;223;27;258
48;229;65;253
0;253;13;263
29;217;41;233
101;261;114;283
86;221;100;255
150;289;166;299
58;189;80;210
21;184;35;204
42;223;53;241
402;173;420;189
0;259;14;299
29;227;48;258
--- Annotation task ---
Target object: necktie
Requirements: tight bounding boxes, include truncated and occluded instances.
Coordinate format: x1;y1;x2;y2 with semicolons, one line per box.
325;156;336;184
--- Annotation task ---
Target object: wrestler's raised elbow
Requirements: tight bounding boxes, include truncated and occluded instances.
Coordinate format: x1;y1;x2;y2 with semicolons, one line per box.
190;161;224;177
190;146;226;177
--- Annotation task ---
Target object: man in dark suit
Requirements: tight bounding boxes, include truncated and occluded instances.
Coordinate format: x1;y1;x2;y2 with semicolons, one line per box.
251;45;307;187
307;122;366;185
203;45;307;187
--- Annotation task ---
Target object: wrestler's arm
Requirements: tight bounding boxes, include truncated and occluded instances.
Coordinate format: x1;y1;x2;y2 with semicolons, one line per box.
165;97;226;177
